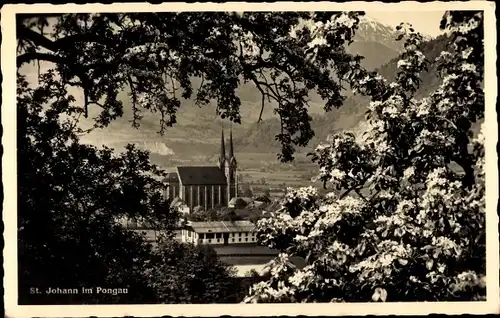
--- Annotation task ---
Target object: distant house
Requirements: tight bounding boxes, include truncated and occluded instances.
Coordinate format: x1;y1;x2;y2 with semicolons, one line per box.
233;207;263;221
254;196;272;204
252;201;266;209
263;201;282;214
170;197;190;214
181;220;256;246
213;245;307;277
240;197;253;205
228;197;251;209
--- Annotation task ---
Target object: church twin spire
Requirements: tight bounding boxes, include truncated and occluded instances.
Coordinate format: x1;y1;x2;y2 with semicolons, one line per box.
218;126;238;203
218;127;237;168
218;129;226;169
228;129;237;166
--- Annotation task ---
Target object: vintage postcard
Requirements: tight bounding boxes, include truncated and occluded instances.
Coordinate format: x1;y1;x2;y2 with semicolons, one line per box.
2;1;499;317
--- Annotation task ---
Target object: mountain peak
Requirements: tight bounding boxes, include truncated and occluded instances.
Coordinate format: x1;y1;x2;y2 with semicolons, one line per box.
359;15;387;27
357;15;432;52
355;15;403;52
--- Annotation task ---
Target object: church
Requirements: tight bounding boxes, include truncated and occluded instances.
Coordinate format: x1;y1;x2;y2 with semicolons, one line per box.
163;129;238;213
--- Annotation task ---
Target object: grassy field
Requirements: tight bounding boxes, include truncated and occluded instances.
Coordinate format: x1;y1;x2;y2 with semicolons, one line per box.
233;151;319;193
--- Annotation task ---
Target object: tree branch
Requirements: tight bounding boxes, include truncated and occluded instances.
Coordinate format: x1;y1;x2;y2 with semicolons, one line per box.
250;76;267;123
17;52;68;68
17;26;60;52
17;25;120;54
16;51;94;119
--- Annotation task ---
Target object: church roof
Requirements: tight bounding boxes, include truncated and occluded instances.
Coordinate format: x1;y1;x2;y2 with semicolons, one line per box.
176;166;227;185
186;220;255;233
162;172;179;183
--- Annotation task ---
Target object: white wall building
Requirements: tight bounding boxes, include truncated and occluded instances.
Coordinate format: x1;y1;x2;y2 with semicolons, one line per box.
170;197;191;214
181;220;257;246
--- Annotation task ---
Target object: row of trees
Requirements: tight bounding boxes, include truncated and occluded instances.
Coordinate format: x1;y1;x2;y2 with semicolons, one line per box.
186;206;244;222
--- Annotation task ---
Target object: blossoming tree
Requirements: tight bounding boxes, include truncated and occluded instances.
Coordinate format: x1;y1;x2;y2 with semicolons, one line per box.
245;11;486;302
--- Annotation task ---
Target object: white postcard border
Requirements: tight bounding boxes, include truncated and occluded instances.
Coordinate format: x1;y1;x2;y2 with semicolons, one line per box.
2;1;498;317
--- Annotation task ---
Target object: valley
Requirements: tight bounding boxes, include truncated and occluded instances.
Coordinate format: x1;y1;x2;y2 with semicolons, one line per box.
74;17;449;196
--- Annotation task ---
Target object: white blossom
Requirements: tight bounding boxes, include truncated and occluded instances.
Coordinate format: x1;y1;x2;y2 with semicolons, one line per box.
332;13;356;28
246;12;485;303
461;63;477;73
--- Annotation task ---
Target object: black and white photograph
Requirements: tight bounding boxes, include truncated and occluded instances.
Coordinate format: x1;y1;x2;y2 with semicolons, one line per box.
2;1;498;316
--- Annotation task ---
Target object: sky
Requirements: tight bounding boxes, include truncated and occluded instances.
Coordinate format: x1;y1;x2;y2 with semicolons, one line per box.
366;11;446;37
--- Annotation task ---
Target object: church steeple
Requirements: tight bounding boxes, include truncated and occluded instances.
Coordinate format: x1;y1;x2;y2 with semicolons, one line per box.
218;128;226;169
225;127;238;203
228;128;237;166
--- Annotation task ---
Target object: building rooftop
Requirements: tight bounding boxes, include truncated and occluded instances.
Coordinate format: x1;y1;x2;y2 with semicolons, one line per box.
176;166;228;186
162;172;179;183
186;220;255;233
229;196;253;204
229;197;250;208
263;201;282;212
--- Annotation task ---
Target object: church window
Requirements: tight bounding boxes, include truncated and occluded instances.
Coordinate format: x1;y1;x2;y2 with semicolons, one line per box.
214;187;219;203
206;187;211;208
206;233;214;239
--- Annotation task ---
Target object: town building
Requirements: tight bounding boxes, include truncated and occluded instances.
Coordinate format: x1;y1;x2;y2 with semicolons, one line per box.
228;196;252;209
163;129;238;213
170;197;190;214
181;220;256;245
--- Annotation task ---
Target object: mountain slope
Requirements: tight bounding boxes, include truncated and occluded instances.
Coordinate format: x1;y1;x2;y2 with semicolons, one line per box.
346;41;398;71
319;34;453;140
346;15;406;70
376;33;451;99
237;34;453;152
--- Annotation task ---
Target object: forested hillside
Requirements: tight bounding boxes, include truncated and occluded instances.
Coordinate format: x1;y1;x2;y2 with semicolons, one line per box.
237;34;454;152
